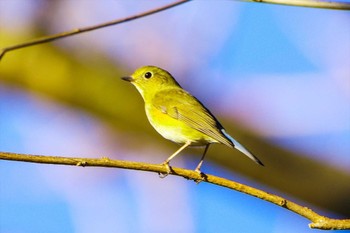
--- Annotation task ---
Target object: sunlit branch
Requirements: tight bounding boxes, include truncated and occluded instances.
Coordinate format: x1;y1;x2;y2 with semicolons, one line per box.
1;151;349;230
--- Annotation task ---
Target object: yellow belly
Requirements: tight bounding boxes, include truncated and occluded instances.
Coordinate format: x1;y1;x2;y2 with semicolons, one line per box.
145;105;216;146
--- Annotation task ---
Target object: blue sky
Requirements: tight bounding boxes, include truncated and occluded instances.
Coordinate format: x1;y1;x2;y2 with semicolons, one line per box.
1;1;349;233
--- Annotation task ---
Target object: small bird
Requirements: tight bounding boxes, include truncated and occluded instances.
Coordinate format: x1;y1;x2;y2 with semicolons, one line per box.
122;66;263;174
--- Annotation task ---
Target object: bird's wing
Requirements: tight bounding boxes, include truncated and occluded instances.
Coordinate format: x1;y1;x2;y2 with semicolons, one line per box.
152;88;264;166
152;88;233;147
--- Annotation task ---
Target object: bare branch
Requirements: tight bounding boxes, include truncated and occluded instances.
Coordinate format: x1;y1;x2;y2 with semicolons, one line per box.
0;0;190;60
1;151;349;230
1;0;349;60
239;0;350;10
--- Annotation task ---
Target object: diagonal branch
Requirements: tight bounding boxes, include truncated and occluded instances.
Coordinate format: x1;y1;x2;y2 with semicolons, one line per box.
1;151;349;230
1;0;349;60
0;0;190;60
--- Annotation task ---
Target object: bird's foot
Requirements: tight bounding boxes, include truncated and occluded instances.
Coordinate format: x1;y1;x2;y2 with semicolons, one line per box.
195;168;202;175
194;168;207;184
158;161;171;178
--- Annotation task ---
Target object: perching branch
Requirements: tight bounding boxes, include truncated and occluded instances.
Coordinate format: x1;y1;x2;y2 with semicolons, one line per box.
1;0;349;60
1;151;349;230
0;0;190;60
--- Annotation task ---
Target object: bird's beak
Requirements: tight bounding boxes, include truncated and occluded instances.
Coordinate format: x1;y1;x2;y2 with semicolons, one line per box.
121;76;134;82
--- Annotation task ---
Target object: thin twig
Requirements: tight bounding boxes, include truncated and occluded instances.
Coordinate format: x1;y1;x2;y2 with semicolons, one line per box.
0;0;190;60
239;0;350;10
1;0;349;60
1;151;349;230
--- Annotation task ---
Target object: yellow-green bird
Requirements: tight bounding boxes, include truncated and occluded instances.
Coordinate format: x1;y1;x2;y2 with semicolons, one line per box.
122;66;263;174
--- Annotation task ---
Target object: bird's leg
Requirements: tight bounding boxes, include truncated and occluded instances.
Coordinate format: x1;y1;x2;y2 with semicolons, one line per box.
159;141;191;178
195;144;210;174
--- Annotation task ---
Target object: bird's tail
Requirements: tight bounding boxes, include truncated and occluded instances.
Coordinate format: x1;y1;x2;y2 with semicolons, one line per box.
221;129;264;166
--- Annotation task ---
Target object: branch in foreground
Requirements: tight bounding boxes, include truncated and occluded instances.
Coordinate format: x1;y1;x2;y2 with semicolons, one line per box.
0;0;189;60
1;151;349;230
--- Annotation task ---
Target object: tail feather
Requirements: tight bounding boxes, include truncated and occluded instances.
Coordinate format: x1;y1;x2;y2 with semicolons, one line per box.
221;129;264;166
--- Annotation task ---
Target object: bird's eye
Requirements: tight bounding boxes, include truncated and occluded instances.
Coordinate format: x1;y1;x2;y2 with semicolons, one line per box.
144;72;152;79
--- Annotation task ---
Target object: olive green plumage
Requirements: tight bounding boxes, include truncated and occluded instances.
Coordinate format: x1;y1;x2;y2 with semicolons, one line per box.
122;66;263;173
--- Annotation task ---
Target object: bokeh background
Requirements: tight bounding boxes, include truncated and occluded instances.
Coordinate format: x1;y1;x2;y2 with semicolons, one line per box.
1;1;349;232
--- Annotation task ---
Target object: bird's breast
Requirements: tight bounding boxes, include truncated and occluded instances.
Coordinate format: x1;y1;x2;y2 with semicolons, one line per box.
145;104;217;146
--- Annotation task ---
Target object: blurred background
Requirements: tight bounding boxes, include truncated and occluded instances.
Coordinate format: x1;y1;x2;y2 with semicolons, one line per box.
0;1;349;232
